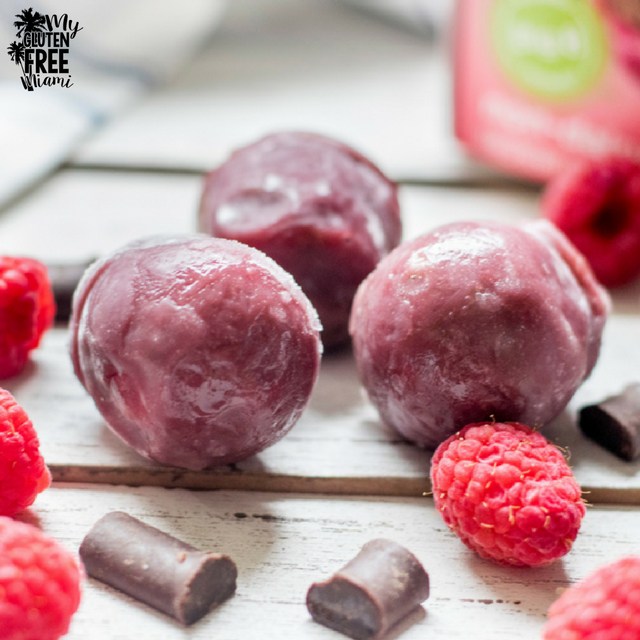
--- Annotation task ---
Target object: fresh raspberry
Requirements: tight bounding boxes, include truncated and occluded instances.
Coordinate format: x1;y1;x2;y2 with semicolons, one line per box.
430;422;585;567
0;257;55;379
542;156;640;288
543;556;640;639
0;516;82;640
0;388;51;516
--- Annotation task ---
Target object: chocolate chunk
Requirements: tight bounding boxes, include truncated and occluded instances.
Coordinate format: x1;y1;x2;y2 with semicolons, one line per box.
45;259;95;323
306;538;429;640
579;383;640;461
79;511;237;625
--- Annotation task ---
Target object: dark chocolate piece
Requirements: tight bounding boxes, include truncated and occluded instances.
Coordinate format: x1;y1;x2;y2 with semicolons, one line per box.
306;538;429;640
45;259;95;323
579;383;640;461
79;511;237;625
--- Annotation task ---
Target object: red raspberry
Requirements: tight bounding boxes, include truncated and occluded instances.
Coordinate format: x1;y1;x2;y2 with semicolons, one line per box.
0;256;55;379
542;156;640;288
543;556;640;639
0;516;82;640
0;388;50;516
430;422;585;567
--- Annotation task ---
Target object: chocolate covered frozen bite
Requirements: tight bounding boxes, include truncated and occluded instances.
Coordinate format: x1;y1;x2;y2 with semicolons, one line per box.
70;236;321;469
198;132;401;348
350;220;609;449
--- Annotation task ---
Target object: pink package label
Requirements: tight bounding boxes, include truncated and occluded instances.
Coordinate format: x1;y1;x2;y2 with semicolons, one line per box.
455;0;640;182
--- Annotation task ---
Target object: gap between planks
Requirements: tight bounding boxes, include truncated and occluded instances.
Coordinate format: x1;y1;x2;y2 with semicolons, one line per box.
50;465;430;497
48;465;640;505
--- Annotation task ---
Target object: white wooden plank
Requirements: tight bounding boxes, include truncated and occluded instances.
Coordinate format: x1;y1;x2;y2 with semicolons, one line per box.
5;309;639;502
1;175;639;500
0;171;201;262
27;485;640;639
0;170;536;262
5;327;430;495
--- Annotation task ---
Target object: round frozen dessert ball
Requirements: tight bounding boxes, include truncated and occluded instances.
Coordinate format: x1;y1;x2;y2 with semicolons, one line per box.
198;131;402;349
70;236;322;470
349;220;610;449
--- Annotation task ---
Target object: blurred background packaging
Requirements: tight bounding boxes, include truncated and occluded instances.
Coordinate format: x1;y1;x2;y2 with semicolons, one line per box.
456;0;640;181
0;0;467;209
4;0;640;210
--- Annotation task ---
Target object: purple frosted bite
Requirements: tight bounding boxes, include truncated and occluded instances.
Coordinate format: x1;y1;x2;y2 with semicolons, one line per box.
349;220;610;448
199;131;401;348
70;235;322;470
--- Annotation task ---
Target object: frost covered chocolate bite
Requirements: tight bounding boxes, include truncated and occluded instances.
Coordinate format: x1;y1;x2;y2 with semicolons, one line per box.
198;132;401;349
349;220;610;449
70;236;322;470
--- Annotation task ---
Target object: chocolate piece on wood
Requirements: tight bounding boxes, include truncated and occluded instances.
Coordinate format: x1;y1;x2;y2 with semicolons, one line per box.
46;259;95;323
79;511;237;625
306;538;429;639
579;383;640;461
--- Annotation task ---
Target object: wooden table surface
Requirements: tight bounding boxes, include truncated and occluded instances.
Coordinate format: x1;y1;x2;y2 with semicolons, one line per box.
1;172;639;640
3;2;640;638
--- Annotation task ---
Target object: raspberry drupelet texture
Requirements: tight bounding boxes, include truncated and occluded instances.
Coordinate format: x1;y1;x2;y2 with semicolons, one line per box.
542;156;640;288
0;256;55;379
0;516;82;640
430;422;585;567
543;556;640;639
0;388;51;516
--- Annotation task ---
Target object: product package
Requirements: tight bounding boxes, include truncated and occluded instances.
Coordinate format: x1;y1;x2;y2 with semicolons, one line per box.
455;0;640;182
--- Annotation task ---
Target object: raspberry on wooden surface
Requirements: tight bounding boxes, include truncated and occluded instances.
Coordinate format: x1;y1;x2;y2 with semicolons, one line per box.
0;516;82;640
0;387;51;516
0;256;55;379
430;422;585;567
543;556;640;639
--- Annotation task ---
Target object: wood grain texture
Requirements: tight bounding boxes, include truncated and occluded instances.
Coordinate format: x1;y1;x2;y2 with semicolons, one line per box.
27;485;640;640
0;171;200;262
2;176;639;501
4;313;639;502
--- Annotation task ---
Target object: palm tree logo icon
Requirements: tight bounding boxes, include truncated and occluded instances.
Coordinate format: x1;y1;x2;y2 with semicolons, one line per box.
6;6;79;91
7;40;33;91
6;7;48;92
13;8;46;39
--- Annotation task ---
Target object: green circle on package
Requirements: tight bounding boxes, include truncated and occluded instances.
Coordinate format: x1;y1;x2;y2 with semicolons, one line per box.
491;0;609;101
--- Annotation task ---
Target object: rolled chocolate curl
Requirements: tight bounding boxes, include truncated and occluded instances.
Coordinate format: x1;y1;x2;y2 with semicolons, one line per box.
579;383;640;461
79;511;237;625
306;538;429;640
